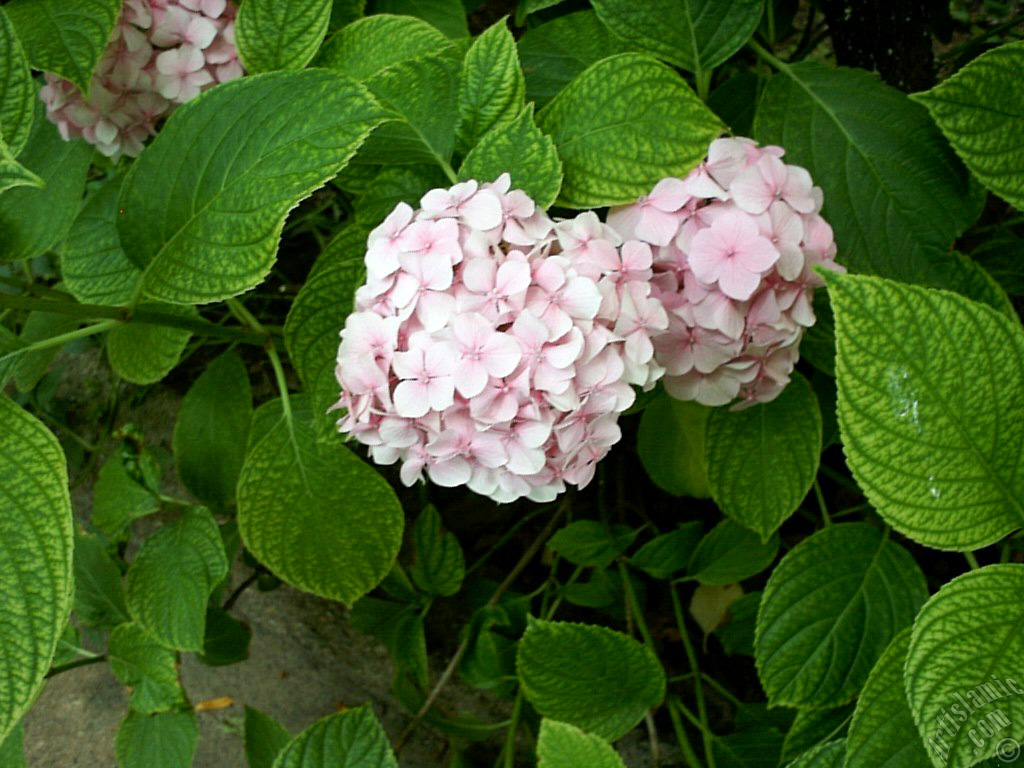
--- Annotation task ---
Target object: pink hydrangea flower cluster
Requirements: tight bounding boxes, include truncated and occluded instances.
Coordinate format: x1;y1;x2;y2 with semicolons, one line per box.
334;174;668;503
608;137;842;407
39;0;242;159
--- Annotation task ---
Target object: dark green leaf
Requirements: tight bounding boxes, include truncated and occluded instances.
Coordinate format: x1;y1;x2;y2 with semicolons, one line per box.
547;520;638;569
73;529;129;628
367;0;468;38
637;393;711;497
197;607;251;667
780;705;853;763
90;451;160;540
0;722;25;768
410;505;465;597
244;707;291;768
0;6;34;156
712;727;784;768
173;352;253;508
236;0;333;73
688;520;778;585
713;590;760;656
115;711;198;768
629;522;703;580
108;623;184;714
13;310;79;393
106;304;196;385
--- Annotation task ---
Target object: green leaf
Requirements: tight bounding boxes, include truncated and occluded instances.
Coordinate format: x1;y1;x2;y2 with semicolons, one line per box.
456;19;524;152
912;42;1024;212
708;72;759;136
329;0;366;30
410;505;465;597
518;11;633;109
367;0;468;38
353;165;448;228
117;70;385;304
458;604;519;694
591;0;762;73
713;590;760;656
74;529;129;628
845;627;930;768
13;310;79;393
272;706;398;768
0;6;34;156
316;14;447;78
106;303;196;385
0;326;23;390
0;138;42;193
517;619;666;740
236;397;404;605
712;727;784;768
124;507;229;651
705;373;821;540
108;623;185;714
547;520;638;569
91;451;160;539
61;175;141;306
905;565;1024;768
115;711;198;768
687;519;778;585
754;523;927;709
4;0;122;96
826;272;1024;550
245;707;292;768
173;352;252;508
351;598;428;687
283;236;364;441
0;723;25;768
779;705;852;762
536;53;725;208
536;719;626;768
358;45;463;168
197;606;252;666
785;740;846;768
629;521;703;580
948;250;1018;322
236;0;333;73
637;393;712;498
0;397;73;745
0;104;93;263
753;63;974;287
458;105;562;210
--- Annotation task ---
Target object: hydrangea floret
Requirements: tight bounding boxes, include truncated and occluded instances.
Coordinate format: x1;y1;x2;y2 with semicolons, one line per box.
608;137;843;407
334;175;668;503
39;0;242;159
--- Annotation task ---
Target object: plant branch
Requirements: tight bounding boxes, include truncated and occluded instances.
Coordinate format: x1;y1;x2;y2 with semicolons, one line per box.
45;655;107;679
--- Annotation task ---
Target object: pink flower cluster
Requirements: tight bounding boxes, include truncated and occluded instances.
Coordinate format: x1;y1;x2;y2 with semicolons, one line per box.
608;137;842;407
334;174;667;503
39;0;242;159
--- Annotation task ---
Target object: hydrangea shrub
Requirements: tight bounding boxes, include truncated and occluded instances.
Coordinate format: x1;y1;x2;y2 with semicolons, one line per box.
1;2;1023;767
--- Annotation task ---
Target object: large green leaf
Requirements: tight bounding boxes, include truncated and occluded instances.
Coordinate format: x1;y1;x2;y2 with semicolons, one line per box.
456;19;524;152
0;6;34;156
687;519;777;585
705;373;821;540
61;175;140;306
458;105;562;210
591;0;762;74
536;53;724;208
845;627;930;768
272;706;397;768
826;272;1024;550
754;523;927;709
283;234;364;437
0;104;93;263
358;44;463;168
0;397;74;745
173;352;252;508
0;137;43;193
517;11;633;109
637;393;711;498
236;397;403;605
124;507;229;651
912;42;1024;213
754;63;975;286
536;719;626;768
105;304;196;385
4;0;122;96
517;619;666;740
236;0;333;73
786;740;846;768
905;565;1024;768
108;623;184;714
73;529;129;628
367;0;467;38
0;723;25;768
316;14;447;78
117;71;385;304
115;711;198;768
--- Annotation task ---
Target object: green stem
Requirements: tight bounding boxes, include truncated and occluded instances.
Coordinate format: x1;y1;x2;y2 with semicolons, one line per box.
0;293;269;345
499;688;524;768
227;298;294;428
620;562;655;648
543;564;584;621
667;696;706;768
438;157;459;185
747;38;790;73
814;478;831;526
46;655;107;679
696;69;713;102
0;320;121;365
671;586;716;768
964;551;981;570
